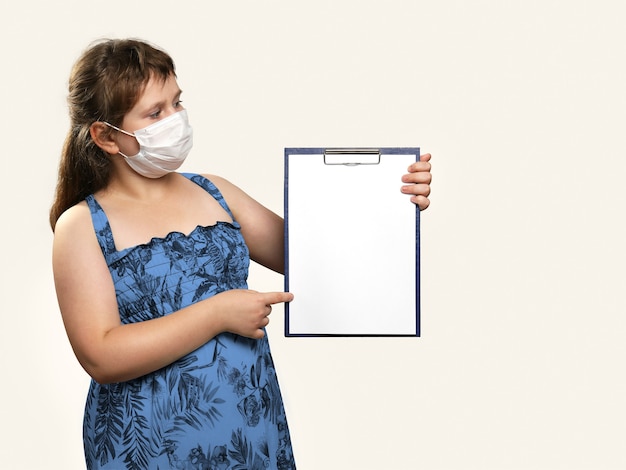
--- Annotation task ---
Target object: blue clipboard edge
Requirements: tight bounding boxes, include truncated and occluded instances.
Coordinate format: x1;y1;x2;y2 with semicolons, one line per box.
283;147;421;337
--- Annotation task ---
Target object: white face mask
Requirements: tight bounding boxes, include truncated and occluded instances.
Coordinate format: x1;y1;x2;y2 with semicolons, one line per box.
104;110;193;178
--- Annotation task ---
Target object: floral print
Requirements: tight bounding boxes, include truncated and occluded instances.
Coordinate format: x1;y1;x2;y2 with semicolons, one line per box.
82;174;295;469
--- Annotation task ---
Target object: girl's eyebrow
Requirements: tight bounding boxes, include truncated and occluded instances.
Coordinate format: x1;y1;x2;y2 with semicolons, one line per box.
140;89;183;114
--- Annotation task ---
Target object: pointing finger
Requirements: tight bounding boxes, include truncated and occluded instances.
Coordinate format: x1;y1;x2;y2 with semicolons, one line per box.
263;291;294;305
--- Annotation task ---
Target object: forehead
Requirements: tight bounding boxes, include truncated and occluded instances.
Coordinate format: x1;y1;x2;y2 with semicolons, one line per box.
134;74;180;105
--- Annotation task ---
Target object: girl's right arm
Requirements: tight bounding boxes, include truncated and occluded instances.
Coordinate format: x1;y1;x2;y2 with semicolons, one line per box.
52;203;292;385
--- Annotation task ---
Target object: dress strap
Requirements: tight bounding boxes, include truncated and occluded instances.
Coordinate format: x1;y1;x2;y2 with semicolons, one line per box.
85;173;238;261
84;195;117;258
182;173;240;227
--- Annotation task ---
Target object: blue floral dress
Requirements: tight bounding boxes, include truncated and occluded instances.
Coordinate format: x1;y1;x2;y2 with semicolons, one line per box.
82;174;295;470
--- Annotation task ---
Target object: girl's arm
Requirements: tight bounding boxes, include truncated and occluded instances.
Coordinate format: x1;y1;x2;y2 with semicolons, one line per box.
53;203;291;384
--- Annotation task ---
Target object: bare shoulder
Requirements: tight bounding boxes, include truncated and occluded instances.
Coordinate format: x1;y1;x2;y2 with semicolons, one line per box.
201;173;237;191
53;201;102;263
54;201;94;242
200;173;253;205
52;200;115;312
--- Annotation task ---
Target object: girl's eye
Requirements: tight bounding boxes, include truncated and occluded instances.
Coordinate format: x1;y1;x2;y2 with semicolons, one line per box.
149;110;161;119
174;100;183;108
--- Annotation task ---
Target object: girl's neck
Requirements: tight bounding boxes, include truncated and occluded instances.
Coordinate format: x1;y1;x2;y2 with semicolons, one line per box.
99;164;180;203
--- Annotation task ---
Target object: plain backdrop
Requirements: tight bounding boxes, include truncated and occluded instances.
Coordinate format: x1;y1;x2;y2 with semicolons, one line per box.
1;1;624;469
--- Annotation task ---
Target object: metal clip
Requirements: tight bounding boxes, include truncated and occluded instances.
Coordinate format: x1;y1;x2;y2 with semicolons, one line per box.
323;148;381;166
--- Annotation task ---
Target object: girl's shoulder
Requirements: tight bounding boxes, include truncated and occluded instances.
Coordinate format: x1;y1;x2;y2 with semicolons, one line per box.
190;173;247;206
194;173;229;187
54;200;92;236
53;200;103;264
196;173;243;199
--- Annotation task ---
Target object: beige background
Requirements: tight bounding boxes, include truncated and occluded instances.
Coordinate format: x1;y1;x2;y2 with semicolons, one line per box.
1;1;624;469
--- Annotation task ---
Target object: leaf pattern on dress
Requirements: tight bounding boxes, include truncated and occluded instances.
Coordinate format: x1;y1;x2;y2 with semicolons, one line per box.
82;174;296;469
120;384;151;470
94;384;125;466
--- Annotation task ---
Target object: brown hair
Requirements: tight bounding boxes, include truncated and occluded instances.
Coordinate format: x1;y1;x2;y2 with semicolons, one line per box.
49;38;176;231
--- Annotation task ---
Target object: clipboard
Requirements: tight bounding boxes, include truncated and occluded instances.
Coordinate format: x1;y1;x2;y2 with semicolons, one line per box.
284;147;420;337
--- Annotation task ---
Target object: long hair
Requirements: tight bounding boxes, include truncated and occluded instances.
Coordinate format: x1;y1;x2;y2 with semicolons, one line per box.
49;38;176;231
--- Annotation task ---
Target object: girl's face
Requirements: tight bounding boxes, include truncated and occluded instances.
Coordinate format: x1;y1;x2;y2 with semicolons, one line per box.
115;74;184;157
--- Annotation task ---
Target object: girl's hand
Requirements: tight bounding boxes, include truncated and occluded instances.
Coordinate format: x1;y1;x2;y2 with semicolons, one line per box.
401;152;432;210
213;289;294;339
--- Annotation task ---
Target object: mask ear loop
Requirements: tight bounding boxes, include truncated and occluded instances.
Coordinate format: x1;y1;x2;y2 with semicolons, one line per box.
102;121;135;137
101;122;135;158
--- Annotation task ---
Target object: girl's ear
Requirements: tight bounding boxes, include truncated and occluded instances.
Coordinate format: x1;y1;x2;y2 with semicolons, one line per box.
90;122;119;155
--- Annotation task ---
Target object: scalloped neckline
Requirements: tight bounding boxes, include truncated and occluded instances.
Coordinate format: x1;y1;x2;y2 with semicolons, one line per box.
113;220;239;255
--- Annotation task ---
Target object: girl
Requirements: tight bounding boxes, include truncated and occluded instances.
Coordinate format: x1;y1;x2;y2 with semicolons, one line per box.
50;38;432;470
